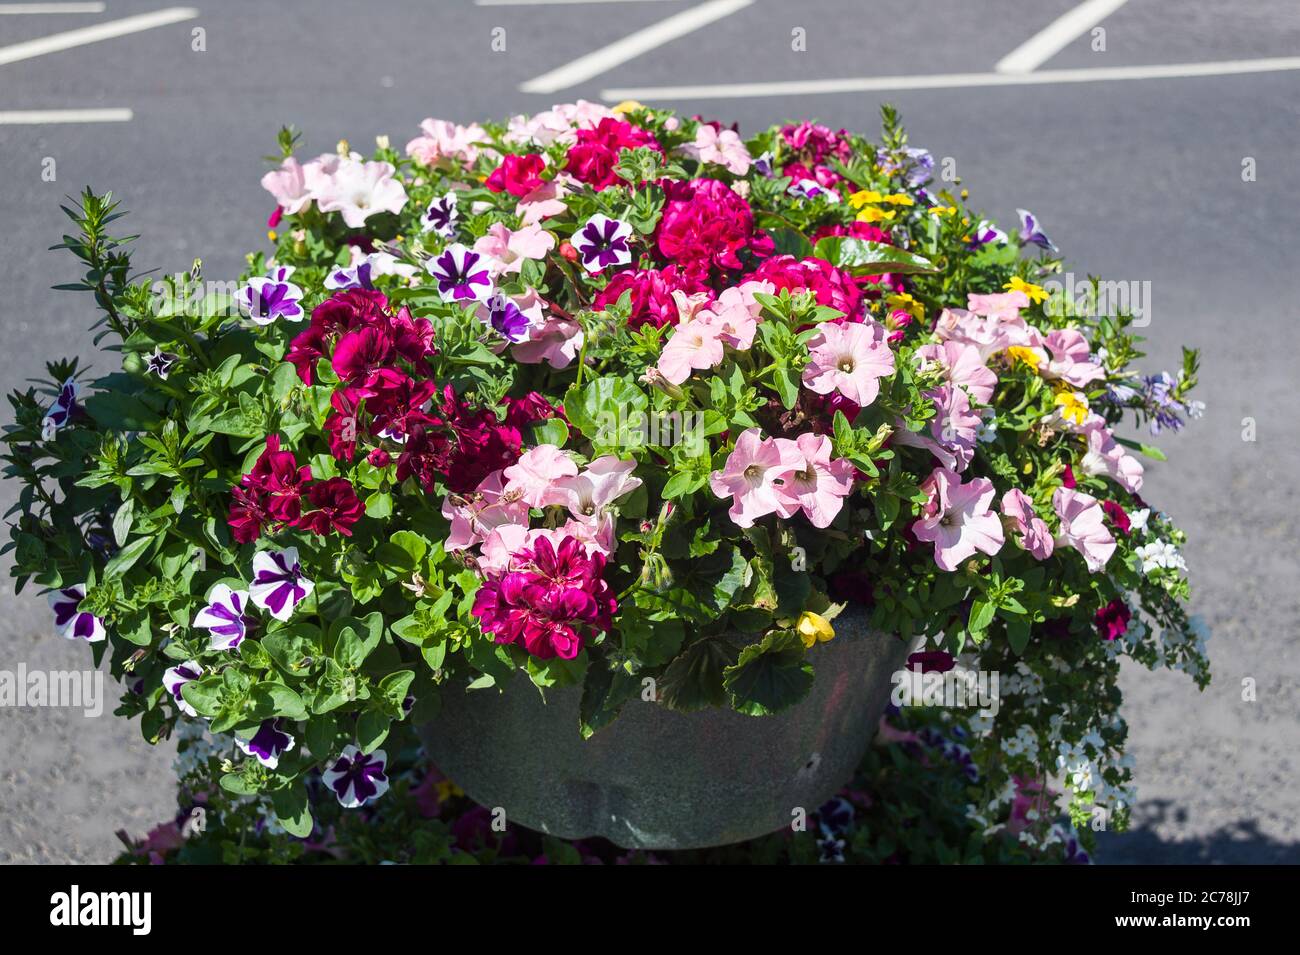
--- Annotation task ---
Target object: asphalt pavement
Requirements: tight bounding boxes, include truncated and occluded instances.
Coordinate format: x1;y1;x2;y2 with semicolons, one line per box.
1;0;1297;863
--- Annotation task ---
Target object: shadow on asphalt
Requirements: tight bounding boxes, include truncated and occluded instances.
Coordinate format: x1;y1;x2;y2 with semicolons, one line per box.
1098;800;1300;864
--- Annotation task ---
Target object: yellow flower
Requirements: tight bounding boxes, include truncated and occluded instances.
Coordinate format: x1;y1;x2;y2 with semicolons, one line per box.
336;138;350;157
1007;346;1041;371
882;192;914;207
797;611;835;649
267;230;278;243
611;99;644;114
1054;389;1089;425
1004;275;1048;304
886;292;924;320
928;205;957;217
856;206;895;224
848;189;884;209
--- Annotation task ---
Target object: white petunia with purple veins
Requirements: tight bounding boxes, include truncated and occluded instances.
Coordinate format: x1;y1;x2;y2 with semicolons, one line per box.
572;214;633;273
1017;208;1058;254
426;243;493;303
236;718;296;769
48;584;105;642
236;267;305;325
144;346;178;380
249;547;314;621
789;179;839;202
477;290;533;343
325;257;377;291
41;378;78;441
421;191;459;238
323;745;389;808
193;583;254;651
162;660;203;717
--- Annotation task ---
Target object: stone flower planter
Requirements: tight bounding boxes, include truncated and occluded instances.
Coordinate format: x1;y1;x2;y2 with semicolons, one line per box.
420;612;912;849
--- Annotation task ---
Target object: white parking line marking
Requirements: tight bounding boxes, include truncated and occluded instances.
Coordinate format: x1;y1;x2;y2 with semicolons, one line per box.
0;6;197;66
478;0;676;5
996;0;1129;73
0;107;131;123
0;3;106;12
519;0;751;94
602;56;1300;101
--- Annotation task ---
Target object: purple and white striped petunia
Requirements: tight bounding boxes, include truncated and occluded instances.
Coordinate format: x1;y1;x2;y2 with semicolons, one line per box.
325;256;377;291
970;219;1009;247
236;267;305;325
426;243;493;304
322;745;389;808
48;584;105;643
162;660;203;717
572;214;633;273
193;583;254;651
789;179;839;203
1017;208;1058;254
753;151;774;177
249;547;314;622
477;290;533;343
144;346;178;380
236;718;297;769
421;191;459;238
41;378;78;441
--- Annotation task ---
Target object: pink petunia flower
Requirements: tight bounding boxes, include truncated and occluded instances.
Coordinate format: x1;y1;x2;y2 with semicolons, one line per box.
681;124;752;175
473;222;556;276
654;314;725;385
511;313;584;370
1079;419;1144;493
914;340;998;406
261;157;311;215
313;159;408;228
1041;328;1105;388
1053;487;1116;572
802;320;896;407
709;428;798;528
772;433;857;528
405;118;489;168
502;443;578;508
911;467;1005;572
442;469;530;552
1000;488;1054;560
551;455;642;524
892;384;981;473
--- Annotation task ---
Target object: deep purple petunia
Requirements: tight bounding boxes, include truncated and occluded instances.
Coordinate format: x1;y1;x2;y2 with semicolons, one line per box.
162;660;203;717
192;584;254;650
479;291;532;343
1017;208;1058;254
426;243;493;303
237;267;305;324
41;378;78;441
249;547;314;622
237;718;296;769
421;191;458;238
48;584;105;642
571;214;632;273
322;745;389;808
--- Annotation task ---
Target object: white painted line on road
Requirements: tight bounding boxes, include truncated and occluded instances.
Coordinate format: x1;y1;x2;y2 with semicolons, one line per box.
0;6;198;66
479;0;676;5
519;0;751;94
602;56;1300;101
996;0;1128;73
0;2;106;12
0;107;131;123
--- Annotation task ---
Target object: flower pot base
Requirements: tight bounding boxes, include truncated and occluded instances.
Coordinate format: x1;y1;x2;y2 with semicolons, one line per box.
420;614;912;850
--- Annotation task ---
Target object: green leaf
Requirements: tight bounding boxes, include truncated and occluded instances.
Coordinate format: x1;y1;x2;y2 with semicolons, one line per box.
659;639;737;712
722;629;815;716
1005;616;1032;655
249;682;308;721
102;535;153;578
356;709;391;754
84;390;163;432
579;661;642;739
813;237;938;275
968;599;996;635
270;785;313;838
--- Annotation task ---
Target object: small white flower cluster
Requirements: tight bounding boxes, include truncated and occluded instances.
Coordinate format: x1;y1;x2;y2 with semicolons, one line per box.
1001;723;1040;759
172;719;233;780
1134;539;1186;575
1056;740;1097;792
1001;661;1045;700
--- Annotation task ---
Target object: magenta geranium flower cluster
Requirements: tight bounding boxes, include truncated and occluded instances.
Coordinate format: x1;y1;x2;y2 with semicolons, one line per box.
6;103;1206;840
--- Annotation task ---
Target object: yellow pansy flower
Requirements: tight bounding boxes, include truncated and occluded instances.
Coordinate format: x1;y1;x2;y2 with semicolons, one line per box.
611;100;644;114
1004;275;1049;304
797;611;836;649
1007;346;1041;370
1054;389;1089;425
848;189;884;209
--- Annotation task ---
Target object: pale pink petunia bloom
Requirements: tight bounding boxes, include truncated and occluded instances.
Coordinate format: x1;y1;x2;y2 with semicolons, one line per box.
772;432;857;528
655;315;726;385
914;340;998;405
934;306;1040;362
702;280;771;351
502;444;578;508
515;176;574;225
1000;488;1055;560
261;157;312;215
441;469;530;552
552;455;642;524
1079;420;1144;493
1041;328;1105;388
405;118;489;168
967;290;1029;320
682;124;752;175
313;159;408;228
911;466;1005;572
710;428;798;528
1052;487;1116;573
473;222;556;276
802;320;896;407
511;299;584;369
892;384;982;473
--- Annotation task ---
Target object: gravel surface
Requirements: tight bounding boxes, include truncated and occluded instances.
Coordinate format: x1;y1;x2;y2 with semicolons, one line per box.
1;0;1296;864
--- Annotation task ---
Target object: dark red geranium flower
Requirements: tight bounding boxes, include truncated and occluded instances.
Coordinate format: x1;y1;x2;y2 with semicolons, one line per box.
1094;599;1131;641
655;177;756;276
749;254;864;320
1101;499;1131;536
486;153;546;197
296;477;364;537
332;326;394;384
907;650;955;673
593;264;712;330
226;435;312;542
